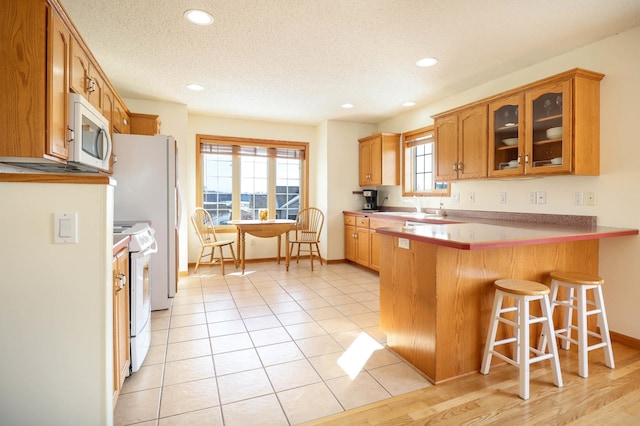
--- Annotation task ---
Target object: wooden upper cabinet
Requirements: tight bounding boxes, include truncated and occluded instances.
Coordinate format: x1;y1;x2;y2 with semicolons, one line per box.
488;69;602;177
488;94;524;176
113;97;130;134
0;0;142;172
130;113;161;135
434;104;488;181
458;104;488;179
437;68;603;181
70;37;104;112
47;8;71;160
524;80;573;175
358;133;400;186
434;114;458;181
0;0;70;163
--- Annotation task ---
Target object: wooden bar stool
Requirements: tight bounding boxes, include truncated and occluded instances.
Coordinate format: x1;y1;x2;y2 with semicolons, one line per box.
481;279;563;400
541;271;614;378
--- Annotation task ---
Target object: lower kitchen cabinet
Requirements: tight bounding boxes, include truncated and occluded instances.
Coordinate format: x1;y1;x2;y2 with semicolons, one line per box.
344;213;404;271
369;218;403;271
112;246;130;407
344;214;370;267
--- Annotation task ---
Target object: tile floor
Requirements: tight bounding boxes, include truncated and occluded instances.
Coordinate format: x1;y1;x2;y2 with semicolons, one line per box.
114;261;431;425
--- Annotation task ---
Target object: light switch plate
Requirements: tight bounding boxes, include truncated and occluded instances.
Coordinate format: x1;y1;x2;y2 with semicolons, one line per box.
398;238;410;249
54;212;78;244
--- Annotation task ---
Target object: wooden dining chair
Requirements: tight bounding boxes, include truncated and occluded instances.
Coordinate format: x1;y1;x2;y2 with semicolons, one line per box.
191;207;237;274
288;207;324;271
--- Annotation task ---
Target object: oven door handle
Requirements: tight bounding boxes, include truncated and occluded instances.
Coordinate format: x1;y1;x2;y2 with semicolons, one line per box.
142;240;159;256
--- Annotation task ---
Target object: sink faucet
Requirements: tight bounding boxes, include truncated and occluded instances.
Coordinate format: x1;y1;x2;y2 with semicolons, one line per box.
413;196;421;213
437;202;447;217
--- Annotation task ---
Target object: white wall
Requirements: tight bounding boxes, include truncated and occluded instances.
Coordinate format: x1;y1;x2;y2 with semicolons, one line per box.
0;182;114;424
376;26;640;338
325;121;377;259
124;98;190;274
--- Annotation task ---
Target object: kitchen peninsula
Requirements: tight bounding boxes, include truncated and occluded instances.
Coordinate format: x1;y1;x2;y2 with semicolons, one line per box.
375;219;638;384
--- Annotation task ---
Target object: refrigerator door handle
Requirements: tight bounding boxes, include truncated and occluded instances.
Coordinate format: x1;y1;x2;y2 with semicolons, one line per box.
176;181;183;228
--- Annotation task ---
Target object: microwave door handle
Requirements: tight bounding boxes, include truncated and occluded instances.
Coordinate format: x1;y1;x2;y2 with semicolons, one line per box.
97;128;112;161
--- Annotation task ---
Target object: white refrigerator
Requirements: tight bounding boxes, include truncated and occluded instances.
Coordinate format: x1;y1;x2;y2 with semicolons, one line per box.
112;134;180;310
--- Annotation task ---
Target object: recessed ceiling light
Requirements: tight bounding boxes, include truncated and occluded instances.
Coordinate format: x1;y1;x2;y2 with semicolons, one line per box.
416;57;438;68
402;101;416;107
341;103;354;109
184;9;214;25
186;83;204;91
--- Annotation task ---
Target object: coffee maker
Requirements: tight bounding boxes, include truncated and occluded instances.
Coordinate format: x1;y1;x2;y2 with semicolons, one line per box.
362;189;378;211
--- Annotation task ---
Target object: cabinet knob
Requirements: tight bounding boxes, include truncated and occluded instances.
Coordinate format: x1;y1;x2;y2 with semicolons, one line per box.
452;163;457;171
457;161;463;172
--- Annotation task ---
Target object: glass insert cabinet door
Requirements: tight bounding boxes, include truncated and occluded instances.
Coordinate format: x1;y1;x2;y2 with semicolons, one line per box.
525;80;572;174
489;94;524;176
489;80;572;176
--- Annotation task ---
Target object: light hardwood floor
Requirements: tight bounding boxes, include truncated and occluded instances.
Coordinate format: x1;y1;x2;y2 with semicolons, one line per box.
304;341;640;425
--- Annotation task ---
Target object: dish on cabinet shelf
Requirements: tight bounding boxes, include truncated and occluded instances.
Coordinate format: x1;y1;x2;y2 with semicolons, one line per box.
499;162;518;170
546;126;563;139
502;138;518;146
551;157;563;165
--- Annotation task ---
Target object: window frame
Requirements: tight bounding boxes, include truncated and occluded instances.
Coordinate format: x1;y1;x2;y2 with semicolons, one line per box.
402;125;450;197
196;134;309;230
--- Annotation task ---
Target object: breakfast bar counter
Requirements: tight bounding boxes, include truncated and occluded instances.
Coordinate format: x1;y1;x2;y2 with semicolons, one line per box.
375;221;638;384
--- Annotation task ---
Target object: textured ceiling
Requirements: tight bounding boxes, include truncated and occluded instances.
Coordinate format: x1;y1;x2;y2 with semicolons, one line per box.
60;0;640;125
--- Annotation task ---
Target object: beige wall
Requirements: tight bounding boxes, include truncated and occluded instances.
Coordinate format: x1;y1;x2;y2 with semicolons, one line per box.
0;182;114;423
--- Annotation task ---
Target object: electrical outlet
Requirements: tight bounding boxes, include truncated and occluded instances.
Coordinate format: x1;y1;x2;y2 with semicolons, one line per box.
529;192;537;204
468;192;475;203
585;192;596;206
574;191;584;205
452;193;460;203
499;192;507;204
537;191;547;204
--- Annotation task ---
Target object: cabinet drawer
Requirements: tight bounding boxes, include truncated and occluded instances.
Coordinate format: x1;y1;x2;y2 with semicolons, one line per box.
356;217;370;228
344;215;356;226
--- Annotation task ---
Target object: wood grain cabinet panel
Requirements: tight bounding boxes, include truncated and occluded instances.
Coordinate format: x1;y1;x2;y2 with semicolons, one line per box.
112;247;130;407
130;113;161;135
0;1;69;162
70;36;105;112
358;133;400;186
47;8;71;159
379;234;599;384
344;214;404;271
434;104;488;182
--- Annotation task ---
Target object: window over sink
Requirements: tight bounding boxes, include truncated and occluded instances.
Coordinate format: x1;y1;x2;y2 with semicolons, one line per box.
402;125;450;197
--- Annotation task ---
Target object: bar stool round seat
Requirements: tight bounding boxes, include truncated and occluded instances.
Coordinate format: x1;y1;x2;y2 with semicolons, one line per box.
542;271;614;378
481;279;563;400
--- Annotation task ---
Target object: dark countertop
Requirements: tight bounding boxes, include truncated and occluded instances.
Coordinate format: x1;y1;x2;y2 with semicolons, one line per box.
343;209;639;250
375;222;638;250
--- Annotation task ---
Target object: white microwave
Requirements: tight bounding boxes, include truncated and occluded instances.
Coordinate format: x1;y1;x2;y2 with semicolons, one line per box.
68;93;112;172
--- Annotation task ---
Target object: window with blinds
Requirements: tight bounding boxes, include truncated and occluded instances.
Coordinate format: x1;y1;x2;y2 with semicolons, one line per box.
197;135;309;225
402;126;449;196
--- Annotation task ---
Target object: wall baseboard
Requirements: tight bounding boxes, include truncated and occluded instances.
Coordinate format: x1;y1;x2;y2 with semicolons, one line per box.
611;331;640;350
